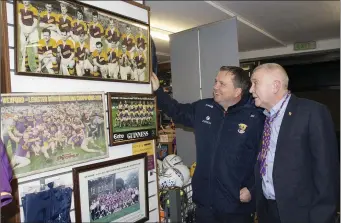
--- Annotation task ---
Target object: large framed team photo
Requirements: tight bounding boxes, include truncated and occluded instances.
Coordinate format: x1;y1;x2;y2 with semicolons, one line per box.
0;92;109;178
73;153;149;223
14;0;151;84
107;93;158;146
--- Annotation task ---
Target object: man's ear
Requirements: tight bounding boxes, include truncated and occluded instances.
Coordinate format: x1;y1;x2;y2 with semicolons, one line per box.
273;80;281;93
235;88;242;97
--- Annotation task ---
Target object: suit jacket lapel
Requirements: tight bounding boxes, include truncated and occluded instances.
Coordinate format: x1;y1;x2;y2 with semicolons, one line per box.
273;94;299;177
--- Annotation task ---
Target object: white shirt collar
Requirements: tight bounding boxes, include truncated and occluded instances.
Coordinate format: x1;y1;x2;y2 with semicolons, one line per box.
263;93;291;117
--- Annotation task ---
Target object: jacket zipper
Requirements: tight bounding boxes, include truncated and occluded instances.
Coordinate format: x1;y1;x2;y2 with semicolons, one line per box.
208;110;227;207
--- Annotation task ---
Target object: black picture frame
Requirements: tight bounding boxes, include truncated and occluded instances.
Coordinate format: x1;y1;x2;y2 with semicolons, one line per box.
73;153;149;223
107;92;158;146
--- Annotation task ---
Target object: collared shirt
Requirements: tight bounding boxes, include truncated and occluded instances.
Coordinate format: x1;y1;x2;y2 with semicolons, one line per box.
57;14;73;32
262;94;291;200
56;39;74;59
75;42;90;62
18;3;38;26
40;11;57;25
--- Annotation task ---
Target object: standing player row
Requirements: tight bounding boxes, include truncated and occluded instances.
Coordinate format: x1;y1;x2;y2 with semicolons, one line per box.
17;1;148;80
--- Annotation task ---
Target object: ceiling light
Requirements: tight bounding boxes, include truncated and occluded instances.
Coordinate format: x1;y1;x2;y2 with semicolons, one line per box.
150;30;170;41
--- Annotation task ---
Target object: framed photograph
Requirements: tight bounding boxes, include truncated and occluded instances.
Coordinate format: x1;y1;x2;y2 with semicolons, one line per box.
14;0;150;84
0;92;109;178
73;153;149;223
107;93;158;146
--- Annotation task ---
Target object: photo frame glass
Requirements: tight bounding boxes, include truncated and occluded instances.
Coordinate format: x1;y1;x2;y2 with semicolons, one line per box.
0;92;108;178
73;154;149;223
15;0;150;83
108;93;157;146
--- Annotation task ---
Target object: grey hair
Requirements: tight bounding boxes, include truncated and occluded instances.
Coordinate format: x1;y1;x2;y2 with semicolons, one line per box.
253;63;289;89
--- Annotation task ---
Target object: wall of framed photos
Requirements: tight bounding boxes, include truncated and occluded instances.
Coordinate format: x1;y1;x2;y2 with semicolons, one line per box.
4;0;159;222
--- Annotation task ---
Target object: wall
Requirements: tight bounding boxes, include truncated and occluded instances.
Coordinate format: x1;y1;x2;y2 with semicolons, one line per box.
5;1;159;222
169;18;239;165
239;38;340;61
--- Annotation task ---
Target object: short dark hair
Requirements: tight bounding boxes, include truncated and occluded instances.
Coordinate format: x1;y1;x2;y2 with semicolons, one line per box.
96;41;103;47
92;11;98;17
77;9;84;17
42;28;51;35
60;28;67;34
219;66;251;96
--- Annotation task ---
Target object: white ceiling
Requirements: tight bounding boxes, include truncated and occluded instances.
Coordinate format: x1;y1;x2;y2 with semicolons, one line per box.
146;1;340;63
220;1;340;43
147;1;230;33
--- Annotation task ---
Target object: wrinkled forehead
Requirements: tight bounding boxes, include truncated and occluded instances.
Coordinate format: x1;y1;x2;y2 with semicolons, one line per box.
251;68;266;81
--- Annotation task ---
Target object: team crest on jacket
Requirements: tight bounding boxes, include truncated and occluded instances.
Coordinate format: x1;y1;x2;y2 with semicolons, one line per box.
238;123;247;134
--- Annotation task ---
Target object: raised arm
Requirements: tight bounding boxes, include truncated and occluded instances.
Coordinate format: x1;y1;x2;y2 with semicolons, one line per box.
151;73;197;128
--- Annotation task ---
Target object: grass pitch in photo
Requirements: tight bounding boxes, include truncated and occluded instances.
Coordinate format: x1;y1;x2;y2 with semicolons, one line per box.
1;93;108;178
110;96;157;133
88;169;140;222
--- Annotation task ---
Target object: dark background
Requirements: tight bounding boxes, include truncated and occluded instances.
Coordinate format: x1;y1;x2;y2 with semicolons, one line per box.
241;50;340;156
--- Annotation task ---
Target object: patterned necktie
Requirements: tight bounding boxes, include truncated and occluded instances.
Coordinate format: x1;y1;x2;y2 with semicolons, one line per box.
258;92;291;176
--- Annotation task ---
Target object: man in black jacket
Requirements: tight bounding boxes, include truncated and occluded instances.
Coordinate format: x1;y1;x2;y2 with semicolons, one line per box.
250;63;339;223
151;66;265;223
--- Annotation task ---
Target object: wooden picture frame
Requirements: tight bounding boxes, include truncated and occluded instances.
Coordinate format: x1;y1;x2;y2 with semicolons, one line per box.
107;92;158;146
14;0;150;84
73;153;149;223
0;92;109;178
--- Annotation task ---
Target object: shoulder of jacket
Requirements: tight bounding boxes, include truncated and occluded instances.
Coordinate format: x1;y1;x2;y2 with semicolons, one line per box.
196;98;215;108
296;97;325;108
295;97;328;116
242;106;266;121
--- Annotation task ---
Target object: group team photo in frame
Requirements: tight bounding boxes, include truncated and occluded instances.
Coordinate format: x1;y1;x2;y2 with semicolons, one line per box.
73;153;149;223
107;93;158;146
14;0;150;83
0;92;108;178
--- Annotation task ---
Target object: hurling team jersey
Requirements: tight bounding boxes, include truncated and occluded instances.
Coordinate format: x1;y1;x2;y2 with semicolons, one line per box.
136;34;147;50
57;39;75;59
134;53;146;69
89;22;104;38
18;3;38;26
57;14;73;32
105;28;120;44
40;11;58;25
92;50;108;65
72;20;88;36
107;48;122;63
75;42;90;62
38;39;57;56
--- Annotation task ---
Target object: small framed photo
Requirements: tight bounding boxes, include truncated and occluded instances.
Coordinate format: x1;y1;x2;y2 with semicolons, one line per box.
107;93;158;146
73;153;149;223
